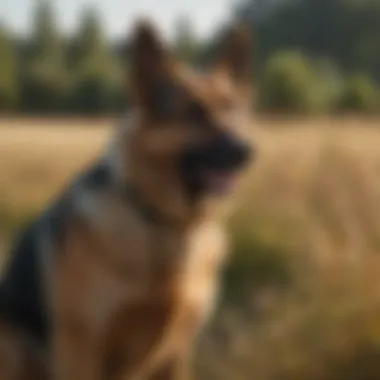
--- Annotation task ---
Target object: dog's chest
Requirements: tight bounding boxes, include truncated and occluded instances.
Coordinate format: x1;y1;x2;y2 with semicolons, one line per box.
106;223;227;377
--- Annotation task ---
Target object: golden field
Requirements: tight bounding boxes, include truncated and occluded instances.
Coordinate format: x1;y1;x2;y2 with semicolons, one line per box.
1;117;379;209
1;117;380;379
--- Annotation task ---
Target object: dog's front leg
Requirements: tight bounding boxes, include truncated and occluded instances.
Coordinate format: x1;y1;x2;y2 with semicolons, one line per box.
147;353;192;380
52;317;103;380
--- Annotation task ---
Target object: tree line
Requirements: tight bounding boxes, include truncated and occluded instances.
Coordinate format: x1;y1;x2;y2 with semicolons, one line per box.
216;0;380;114
1;0;380;116
0;1;201;116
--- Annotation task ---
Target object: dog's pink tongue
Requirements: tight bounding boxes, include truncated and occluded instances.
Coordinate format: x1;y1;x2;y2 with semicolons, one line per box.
206;171;237;195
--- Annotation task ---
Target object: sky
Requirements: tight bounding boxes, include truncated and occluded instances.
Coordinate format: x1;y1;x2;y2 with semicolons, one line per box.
0;0;235;40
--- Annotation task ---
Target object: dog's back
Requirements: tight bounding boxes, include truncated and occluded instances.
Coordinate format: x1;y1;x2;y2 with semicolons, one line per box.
0;200;64;378
0;159;118;378
0;190;73;335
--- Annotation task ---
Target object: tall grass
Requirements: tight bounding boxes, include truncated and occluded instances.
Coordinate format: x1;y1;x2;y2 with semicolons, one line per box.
1;119;380;379
197;139;380;380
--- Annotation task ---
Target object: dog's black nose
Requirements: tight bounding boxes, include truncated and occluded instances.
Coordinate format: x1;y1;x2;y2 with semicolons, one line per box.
207;133;253;170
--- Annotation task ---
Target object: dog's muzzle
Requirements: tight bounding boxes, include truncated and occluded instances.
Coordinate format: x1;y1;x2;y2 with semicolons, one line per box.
181;132;254;197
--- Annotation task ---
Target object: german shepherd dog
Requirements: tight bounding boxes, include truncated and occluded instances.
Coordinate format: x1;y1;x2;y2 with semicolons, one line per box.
0;20;254;380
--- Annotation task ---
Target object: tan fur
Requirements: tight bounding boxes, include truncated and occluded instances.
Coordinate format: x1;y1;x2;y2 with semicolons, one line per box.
52;193;227;380
0;322;46;380
0;21;252;380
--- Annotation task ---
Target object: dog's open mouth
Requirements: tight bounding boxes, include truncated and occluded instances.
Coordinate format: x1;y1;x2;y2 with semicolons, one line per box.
181;136;252;198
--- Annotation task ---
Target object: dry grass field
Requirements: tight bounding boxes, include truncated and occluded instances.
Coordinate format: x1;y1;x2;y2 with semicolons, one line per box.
1;117;379;209
1;117;380;379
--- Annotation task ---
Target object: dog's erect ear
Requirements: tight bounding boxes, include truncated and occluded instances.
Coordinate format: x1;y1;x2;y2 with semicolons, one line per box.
130;20;175;117
215;23;253;93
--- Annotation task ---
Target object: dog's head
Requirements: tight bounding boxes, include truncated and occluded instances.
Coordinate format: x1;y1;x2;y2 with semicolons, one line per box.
125;20;255;222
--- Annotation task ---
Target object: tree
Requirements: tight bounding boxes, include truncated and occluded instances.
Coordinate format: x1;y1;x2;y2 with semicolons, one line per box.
258;51;328;114
174;15;199;63
68;7;124;114
338;74;379;113
0;24;18;111
234;0;380;80
21;0;68;113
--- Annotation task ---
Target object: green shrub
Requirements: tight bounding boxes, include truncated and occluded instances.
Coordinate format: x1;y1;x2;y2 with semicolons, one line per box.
221;216;297;307
258;51;329;115
338;74;379;113
67;71;125;115
21;64;68;113
0;26;18;111
314;59;346;113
